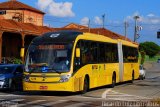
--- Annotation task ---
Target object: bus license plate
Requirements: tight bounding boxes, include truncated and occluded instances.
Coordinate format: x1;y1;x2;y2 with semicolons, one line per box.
40;86;48;90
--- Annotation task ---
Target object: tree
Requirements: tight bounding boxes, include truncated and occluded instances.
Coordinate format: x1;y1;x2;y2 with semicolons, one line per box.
140;51;146;65
139;42;160;58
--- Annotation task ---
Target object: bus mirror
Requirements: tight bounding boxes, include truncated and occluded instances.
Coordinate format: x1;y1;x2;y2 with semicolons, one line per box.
76;48;80;57
20;48;25;57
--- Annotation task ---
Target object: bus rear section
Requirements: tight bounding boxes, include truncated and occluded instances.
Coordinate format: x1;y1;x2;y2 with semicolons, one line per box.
118;41;139;82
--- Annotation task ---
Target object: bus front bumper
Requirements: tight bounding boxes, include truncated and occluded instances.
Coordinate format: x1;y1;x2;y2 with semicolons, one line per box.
23;81;74;92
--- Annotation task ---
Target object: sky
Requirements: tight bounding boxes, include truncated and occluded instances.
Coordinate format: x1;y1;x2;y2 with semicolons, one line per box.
1;0;160;45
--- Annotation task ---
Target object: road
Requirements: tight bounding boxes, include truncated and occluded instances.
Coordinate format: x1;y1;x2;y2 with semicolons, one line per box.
0;62;160;107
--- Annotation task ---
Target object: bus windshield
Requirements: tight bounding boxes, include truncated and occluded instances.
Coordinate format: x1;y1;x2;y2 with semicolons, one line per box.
25;43;73;73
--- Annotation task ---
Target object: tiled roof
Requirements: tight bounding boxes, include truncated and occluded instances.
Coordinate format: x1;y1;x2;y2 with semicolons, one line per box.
0;0;44;14
55;27;132;42
62;23;129;40
0;19;54;35
0;19;133;42
63;23;88;29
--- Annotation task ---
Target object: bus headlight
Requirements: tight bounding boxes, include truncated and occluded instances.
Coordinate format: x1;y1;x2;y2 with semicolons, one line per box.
23;75;30;82
59;74;71;82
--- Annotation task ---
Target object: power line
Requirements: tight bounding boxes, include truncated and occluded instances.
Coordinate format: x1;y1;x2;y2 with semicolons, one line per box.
43;18;160;28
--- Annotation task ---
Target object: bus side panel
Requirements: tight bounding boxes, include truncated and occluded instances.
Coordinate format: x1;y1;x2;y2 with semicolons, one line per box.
123;63;133;81
73;63;119;91
134;63;139;79
123;63;139;81
73;64;95;91
74;76;83;92
74;63;120;89
102;63;119;85
97;64;104;87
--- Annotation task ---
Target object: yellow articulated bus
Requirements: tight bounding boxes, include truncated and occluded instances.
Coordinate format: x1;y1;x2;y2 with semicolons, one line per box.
23;30;139;93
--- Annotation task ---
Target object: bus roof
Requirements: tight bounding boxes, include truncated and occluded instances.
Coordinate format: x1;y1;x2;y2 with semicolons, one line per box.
31;30;138;48
31;30;83;44
76;32;138;47
77;32;118;44
118;39;138;47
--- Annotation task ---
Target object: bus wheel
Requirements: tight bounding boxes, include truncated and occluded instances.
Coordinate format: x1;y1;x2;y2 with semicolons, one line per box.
81;77;89;94
111;73;116;88
131;71;134;83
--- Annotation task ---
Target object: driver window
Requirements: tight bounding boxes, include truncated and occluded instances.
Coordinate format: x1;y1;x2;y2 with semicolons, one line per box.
74;41;81;71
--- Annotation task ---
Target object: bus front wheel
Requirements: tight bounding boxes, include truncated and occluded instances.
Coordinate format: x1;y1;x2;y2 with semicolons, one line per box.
81;77;89;94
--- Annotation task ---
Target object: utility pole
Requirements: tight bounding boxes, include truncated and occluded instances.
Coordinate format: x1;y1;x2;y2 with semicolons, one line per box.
88;19;90;32
102;14;105;28
157;29;160;39
124;21;129;39
134;15;140;42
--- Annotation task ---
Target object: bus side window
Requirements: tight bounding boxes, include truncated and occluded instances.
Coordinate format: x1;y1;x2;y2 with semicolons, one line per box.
81;40;92;64
99;43;105;62
90;42;98;63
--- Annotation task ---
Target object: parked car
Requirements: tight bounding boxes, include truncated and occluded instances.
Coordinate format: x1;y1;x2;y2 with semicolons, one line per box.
139;65;146;80
0;64;24;91
157;58;160;63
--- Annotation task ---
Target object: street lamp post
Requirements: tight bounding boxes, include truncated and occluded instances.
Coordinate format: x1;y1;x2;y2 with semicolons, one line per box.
134;15;140;42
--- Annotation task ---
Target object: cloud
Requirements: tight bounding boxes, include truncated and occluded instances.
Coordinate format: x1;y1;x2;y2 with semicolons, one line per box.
125;11;141;21
37;0;75;17
125;12;160;31
147;14;155;17
80;17;89;26
94;16;103;25
37;0;52;11
126;12;160;24
143;14;160;24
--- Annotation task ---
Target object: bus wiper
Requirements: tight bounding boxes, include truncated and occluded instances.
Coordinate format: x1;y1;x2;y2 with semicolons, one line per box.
29;67;36;74
47;68;61;74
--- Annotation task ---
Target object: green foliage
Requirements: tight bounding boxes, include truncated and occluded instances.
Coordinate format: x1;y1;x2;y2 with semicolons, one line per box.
139;42;160;58
145;55;160;62
2;57;22;64
13;58;22;64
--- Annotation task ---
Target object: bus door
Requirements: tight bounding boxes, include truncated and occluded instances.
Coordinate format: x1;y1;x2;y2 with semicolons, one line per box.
98;43;106;86
89;42;100;87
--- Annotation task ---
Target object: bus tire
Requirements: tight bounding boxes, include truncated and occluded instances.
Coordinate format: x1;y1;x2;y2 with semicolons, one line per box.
111;73;116;88
81;77;89;94
131;71;134;83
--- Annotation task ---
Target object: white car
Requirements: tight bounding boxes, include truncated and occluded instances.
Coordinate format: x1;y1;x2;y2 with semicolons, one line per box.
139;65;146;80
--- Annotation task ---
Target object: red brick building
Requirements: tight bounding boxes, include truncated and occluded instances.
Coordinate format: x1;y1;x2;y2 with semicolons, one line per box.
0;0;54;63
0;0;44;26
